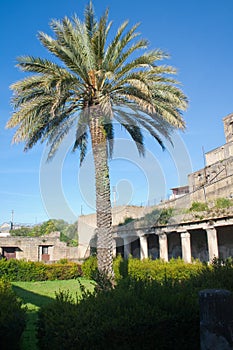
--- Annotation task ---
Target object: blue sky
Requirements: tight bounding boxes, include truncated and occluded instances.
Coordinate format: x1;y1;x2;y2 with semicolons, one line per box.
1;0;233;224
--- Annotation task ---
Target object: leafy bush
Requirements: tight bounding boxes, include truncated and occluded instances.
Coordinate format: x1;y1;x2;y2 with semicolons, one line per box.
120;257;233;290
143;208;174;226
113;254;126;281
113;256;203;283
81;255;98;279
215;197;232;209
0;279;26;349
37;258;233;349
126;257;203;282
0;259;82;281
37;278;199;350
189;201;208;212
157;208;174;224
118;217;135;226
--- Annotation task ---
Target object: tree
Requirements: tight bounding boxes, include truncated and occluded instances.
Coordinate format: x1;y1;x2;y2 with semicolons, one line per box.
40;219;57;235
7;2;187;276
10;226;31;236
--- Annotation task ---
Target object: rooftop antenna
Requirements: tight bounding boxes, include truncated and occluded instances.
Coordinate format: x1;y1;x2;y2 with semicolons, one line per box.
202;146;206;168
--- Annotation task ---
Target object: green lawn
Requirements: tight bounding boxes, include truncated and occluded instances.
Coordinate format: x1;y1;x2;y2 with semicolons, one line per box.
12;278;94;350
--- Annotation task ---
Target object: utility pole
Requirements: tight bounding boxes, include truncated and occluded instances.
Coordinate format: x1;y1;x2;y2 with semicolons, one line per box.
202;146;207;203
10;209;14;230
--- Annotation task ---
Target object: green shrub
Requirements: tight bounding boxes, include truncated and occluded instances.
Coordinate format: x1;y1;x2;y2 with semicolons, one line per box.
113;254;125;281
113;256;203;283
189;201;208;212
215;197;232;209
0;279;26;349
81;256;98;279
158;208;174;224
0;259;82;281
118;217;135;226
37;258;233;349
37;278;199;350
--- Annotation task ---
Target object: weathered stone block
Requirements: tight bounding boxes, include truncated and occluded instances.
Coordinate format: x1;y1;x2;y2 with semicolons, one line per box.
199;289;233;350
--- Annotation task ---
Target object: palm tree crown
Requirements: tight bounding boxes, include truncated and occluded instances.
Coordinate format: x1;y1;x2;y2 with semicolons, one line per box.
7;2;188;276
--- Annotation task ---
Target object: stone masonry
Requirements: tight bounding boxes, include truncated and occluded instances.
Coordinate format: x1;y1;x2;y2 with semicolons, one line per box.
0;232;82;262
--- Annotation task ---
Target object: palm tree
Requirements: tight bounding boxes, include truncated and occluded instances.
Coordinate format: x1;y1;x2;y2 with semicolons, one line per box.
7;2;188;276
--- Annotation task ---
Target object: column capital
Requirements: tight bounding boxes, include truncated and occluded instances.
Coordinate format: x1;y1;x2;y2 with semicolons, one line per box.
139;235;148;240
180;231;190;239
205;226;216;232
158;232;167;240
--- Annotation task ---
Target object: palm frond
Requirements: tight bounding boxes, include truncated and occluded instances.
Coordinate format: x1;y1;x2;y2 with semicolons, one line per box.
122;123;145;156
104;20;129;66
8;3;188;162
72;111;90;165
38;25;91;81
85;1;97;37
47;116;76;159
92;7;110;65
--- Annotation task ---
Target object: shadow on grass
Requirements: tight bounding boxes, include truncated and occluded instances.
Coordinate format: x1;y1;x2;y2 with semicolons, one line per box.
12;285;54;350
12;285;54;308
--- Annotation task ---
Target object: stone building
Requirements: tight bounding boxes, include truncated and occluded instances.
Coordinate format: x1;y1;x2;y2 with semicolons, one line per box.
0;232;82;262
76;113;233;262
188;113;233;202
111;113;233;263
169;185;189;200
113;215;233;263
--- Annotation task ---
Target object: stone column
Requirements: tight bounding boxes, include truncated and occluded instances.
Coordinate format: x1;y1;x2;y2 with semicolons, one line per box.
140;235;148;260
206;227;219;262
159;233;168;262
180;231;192;263
123;237;131;259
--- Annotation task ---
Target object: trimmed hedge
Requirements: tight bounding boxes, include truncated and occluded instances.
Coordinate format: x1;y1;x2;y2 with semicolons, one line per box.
83;255;233;291
81;255;204;282
0;279;26;349
0;259;82;281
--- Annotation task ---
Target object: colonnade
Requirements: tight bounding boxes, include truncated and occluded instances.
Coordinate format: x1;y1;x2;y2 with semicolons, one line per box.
115;226;220;263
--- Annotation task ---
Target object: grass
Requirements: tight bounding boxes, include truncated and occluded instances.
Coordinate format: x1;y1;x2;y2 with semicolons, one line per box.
12;278;94;350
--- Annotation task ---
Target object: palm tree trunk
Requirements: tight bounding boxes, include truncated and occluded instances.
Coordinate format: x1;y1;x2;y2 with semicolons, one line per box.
89;113;113;277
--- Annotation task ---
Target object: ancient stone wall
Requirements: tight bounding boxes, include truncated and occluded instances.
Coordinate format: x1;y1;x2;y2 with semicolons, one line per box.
0;233;81;262
206;144;233;166
78;205;149;256
189;174;233;203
